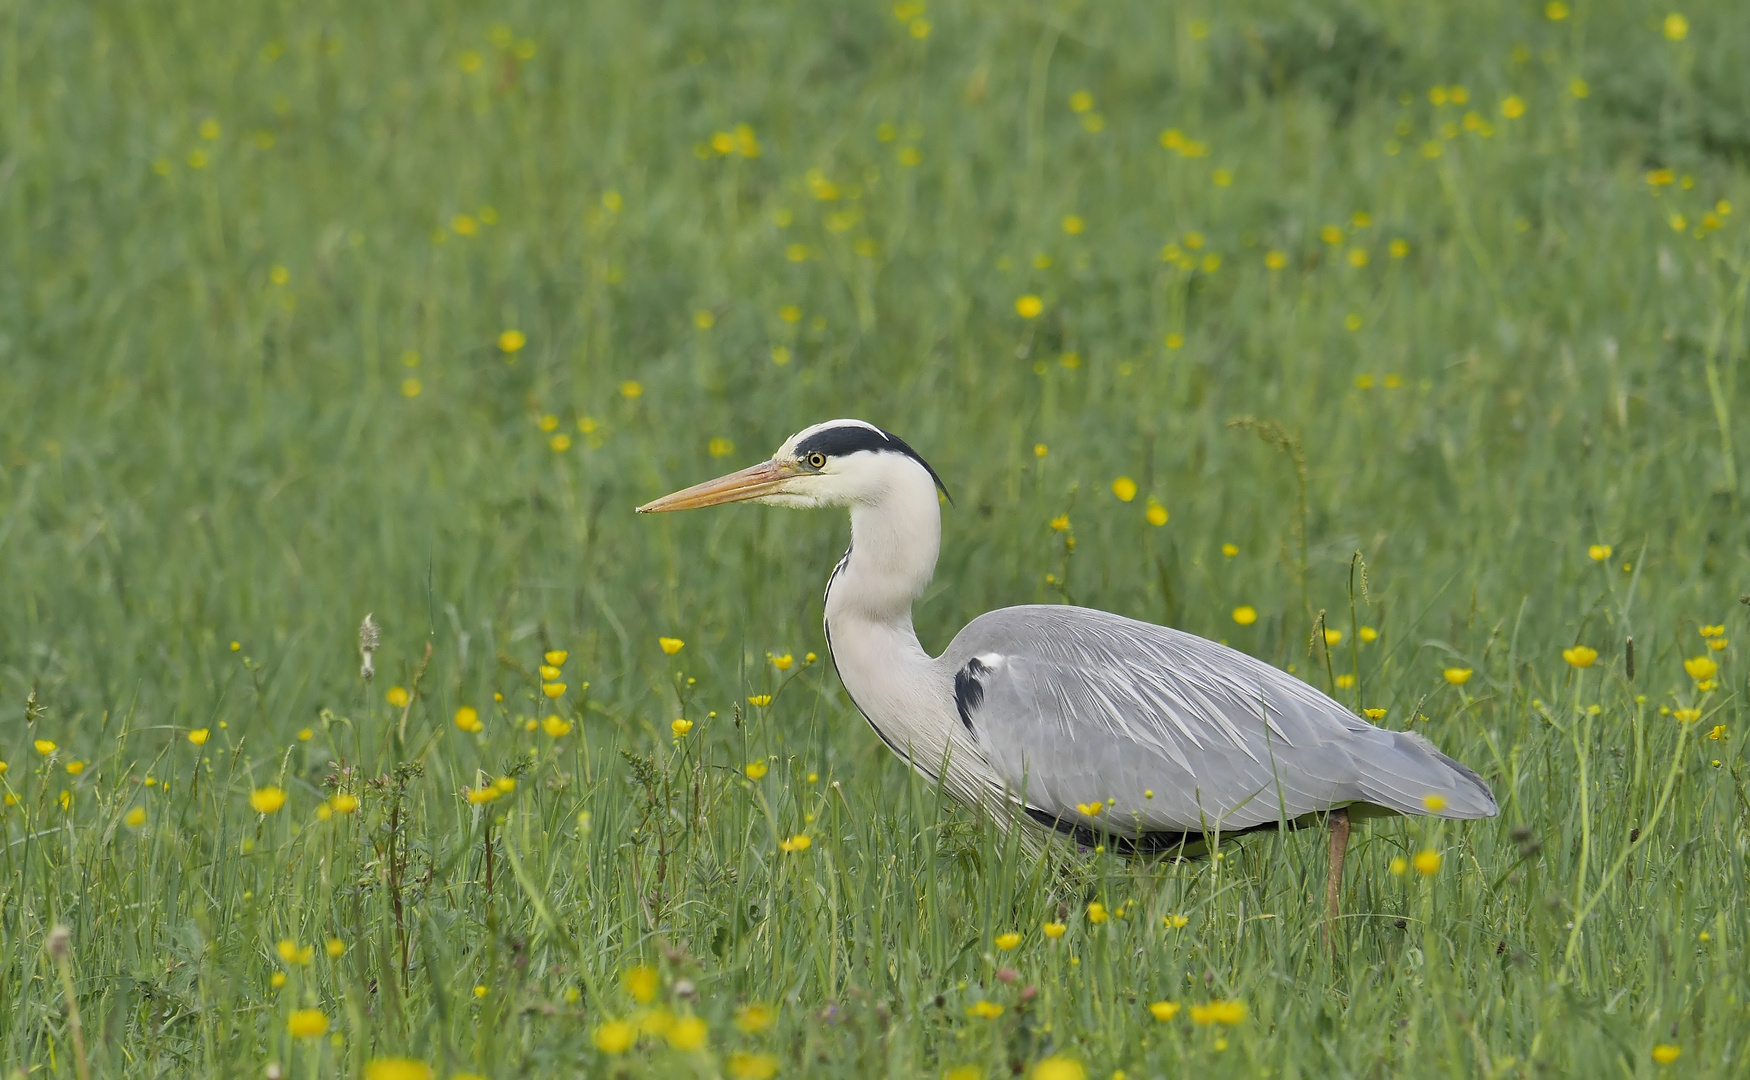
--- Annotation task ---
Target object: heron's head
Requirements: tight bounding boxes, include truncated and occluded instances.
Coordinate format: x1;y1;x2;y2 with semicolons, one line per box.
636;419;950;514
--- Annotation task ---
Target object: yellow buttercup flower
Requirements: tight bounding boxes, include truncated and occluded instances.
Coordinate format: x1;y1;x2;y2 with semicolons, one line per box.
188;728;210;745
1652;1044;1680;1064
747;694;772;707
287;1008;329;1038
466;786;500;805
593;1020;636;1054
1148;1001;1181;1021
277;939;314;965
659;637;685;655
544;649;568;666
1049;514;1070;532
1587;543;1611;561
454;707;482;733
1145;500;1168;526
1443;668;1473;686
1672;707;1701;723
1562;645;1598;669
1684;656;1718;681
539;664;561;680
386;686;410;707
772;653;794;671
967;1000;1004;1019
1359;626;1378;642
1074;801;1103;816
1189;1000;1247;1025
542;682;566;699
667;1015;708;1051
1232;606;1257;626
1111;477;1137;502
498;330;526;353
34;740;56;755
326;938;346;958
779;833;811;853
624;965;660;1003
1086;901;1107;924
125;806;148;828
1413;849;1442;875
330;793;359;814
1663;13;1687;41
1032;1058;1085;1080
1042;921;1066;938
995;932;1022;950
671;719;694;737
728;1052;779;1080
734;1003;775;1032
1363;708;1386;720
541;715;572;737
744;761;769;780
1324;628;1343;646
250;787;287;814
1015;294;1043;319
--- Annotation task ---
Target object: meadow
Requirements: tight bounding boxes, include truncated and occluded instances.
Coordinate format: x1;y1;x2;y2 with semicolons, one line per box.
2;0;1749;1075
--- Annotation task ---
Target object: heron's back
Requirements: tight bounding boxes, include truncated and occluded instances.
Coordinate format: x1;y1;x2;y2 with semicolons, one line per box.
938;605;1497;836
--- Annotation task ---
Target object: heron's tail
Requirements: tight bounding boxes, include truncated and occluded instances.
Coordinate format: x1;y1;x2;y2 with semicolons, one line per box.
1350;728;1498;819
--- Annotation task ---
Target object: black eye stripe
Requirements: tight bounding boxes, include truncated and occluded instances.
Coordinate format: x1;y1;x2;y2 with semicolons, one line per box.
792;423;953;503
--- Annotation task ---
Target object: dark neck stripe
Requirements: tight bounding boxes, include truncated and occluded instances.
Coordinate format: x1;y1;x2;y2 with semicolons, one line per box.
795;424;953;503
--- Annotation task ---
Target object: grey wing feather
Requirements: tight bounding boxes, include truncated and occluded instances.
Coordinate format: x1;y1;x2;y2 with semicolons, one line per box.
940;605;1496;836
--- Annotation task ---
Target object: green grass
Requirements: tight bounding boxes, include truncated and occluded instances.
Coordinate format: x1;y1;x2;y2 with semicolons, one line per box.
3;0;1750;1075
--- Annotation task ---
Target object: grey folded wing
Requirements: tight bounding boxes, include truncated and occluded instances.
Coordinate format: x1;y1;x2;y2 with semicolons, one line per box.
941;605;1497;837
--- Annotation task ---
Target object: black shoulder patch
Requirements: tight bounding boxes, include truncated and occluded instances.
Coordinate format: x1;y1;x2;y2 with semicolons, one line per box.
795;423;953;503
953;657;989;733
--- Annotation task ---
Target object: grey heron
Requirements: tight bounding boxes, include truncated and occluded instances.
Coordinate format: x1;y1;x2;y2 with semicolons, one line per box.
638;419;1496;917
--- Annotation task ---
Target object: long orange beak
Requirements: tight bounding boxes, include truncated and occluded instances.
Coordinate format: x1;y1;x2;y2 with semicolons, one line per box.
636;460;794;513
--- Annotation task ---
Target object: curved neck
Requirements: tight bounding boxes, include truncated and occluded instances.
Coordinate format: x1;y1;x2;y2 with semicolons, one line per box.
824;468;941;634
821;462;985;796
823;463;945;753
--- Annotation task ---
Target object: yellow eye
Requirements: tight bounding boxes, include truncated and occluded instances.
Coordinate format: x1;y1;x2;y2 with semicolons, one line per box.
807;452;826;469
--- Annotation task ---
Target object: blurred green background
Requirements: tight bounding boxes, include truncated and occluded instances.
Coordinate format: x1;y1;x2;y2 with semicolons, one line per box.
2;0;1748;1076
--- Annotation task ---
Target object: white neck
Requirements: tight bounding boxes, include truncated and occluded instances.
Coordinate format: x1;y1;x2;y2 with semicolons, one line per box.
822;459;953;772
